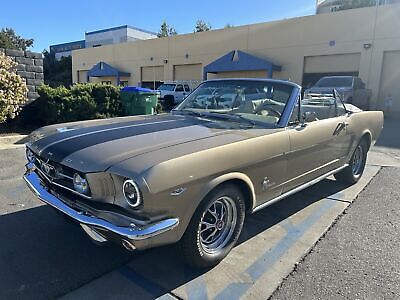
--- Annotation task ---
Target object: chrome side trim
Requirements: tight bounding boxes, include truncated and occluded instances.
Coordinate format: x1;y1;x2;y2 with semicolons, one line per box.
252;164;349;213
23;169;179;242
277;159;340;188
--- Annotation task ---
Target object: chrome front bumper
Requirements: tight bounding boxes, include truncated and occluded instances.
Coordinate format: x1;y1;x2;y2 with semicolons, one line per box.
23;164;179;250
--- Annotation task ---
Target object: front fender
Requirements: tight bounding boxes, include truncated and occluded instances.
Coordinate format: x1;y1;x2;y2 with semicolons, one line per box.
197;172;256;211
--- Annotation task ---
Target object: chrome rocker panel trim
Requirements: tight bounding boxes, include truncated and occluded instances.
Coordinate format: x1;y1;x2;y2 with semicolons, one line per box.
23;166;179;245
252;163;349;213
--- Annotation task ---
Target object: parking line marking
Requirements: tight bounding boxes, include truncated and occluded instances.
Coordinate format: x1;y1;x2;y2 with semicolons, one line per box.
118;265;170;298
215;198;337;299
184;265;209;300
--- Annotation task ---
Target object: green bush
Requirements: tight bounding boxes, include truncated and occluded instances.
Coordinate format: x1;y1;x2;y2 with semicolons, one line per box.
21;83;123;126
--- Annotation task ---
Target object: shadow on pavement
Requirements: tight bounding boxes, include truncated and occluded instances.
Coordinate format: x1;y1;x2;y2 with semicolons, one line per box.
0;206;133;300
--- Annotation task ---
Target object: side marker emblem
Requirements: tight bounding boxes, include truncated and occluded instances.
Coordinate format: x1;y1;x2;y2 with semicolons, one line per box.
171;187;186;196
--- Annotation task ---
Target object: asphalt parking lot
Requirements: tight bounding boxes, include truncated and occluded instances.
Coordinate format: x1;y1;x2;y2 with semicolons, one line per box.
0;118;399;300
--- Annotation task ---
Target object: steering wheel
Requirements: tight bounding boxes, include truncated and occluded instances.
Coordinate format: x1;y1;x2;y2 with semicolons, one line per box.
255;105;282;118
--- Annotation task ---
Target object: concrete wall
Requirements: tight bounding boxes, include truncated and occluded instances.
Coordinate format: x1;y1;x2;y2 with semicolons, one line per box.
72;4;400;111
1;48;43;102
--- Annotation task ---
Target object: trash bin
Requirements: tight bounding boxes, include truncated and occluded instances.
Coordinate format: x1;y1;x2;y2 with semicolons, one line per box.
120;86;158;115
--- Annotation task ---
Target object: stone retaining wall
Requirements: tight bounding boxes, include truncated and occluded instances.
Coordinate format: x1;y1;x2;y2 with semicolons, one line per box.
1;48;44;102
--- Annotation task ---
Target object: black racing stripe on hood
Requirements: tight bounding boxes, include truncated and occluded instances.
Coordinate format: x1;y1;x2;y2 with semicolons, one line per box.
40;119;193;163
34;115;179;150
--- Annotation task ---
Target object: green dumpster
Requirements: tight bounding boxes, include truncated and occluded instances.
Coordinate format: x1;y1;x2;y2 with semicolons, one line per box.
120;86;158;115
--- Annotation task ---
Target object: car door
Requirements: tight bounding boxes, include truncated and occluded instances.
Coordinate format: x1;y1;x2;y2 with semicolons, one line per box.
283;98;348;192
335;95;352;160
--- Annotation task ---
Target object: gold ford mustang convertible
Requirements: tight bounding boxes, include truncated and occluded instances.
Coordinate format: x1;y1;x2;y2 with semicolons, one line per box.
24;79;383;267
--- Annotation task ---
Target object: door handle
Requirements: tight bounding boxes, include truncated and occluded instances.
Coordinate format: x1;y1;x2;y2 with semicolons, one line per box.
333;122;346;135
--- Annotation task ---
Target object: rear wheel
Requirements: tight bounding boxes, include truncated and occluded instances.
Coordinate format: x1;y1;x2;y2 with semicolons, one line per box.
334;139;368;184
181;184;245;268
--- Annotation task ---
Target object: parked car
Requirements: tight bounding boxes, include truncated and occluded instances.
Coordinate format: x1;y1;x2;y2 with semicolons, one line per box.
24;79;383;268
157;81;199;106
304;76;371;109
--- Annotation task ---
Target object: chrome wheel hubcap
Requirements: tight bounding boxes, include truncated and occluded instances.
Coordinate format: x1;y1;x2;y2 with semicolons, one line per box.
352;145;363;175
199;196;237;254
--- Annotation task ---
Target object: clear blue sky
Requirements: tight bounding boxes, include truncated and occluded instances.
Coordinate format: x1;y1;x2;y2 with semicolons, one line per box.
2;0;316;52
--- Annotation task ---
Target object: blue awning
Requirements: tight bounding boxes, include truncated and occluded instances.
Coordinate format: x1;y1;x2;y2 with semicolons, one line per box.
87;61;130;78
203;50;281;79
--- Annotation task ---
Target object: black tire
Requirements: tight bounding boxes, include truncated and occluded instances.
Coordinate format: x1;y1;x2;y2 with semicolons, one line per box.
181;184;246;268
334;139;368;185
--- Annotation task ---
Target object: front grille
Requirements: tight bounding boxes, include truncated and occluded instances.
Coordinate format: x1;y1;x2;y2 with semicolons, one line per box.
32;153;92;199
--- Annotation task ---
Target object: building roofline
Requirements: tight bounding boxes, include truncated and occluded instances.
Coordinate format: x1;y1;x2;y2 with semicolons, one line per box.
50;40;85;48
85;25;157;36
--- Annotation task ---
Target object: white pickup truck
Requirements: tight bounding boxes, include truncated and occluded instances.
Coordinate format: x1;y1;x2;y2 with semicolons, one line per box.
157;81;200;106
304;76;371;109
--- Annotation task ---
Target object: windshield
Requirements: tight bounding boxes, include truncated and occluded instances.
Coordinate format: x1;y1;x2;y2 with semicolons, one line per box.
175;80;294;126
158;84;175;91
315;77;353;87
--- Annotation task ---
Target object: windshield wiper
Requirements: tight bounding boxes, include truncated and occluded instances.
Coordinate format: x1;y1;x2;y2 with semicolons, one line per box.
203;111;256;127
172;109;204;117
173;109;255;127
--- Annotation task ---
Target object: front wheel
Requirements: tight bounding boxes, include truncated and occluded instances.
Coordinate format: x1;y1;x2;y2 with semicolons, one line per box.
181;184;245;268
334;139;368;185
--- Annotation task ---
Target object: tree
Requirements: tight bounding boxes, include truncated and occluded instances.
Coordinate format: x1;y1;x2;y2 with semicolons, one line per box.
43;50;72;87
194;20;212;32
224;24;234;29
157;21;178;38
0;52;28;122
0;28;34;51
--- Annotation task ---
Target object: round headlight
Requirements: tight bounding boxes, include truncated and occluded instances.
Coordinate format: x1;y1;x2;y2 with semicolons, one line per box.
26;147;35;163
73;173;89;195
123;179;142;208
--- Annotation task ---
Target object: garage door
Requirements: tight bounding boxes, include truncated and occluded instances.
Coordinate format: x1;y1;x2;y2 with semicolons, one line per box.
303;53;361;88
210;70;267;79
379;51;400;113
141;66;164;82
304;53;361;74
77;70;88;83
174;64;202;81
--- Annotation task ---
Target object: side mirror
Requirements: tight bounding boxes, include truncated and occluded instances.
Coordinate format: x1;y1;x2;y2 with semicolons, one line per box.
302;111;318;123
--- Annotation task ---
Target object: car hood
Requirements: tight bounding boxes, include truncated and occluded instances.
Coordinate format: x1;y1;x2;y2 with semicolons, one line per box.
28;114;245;173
